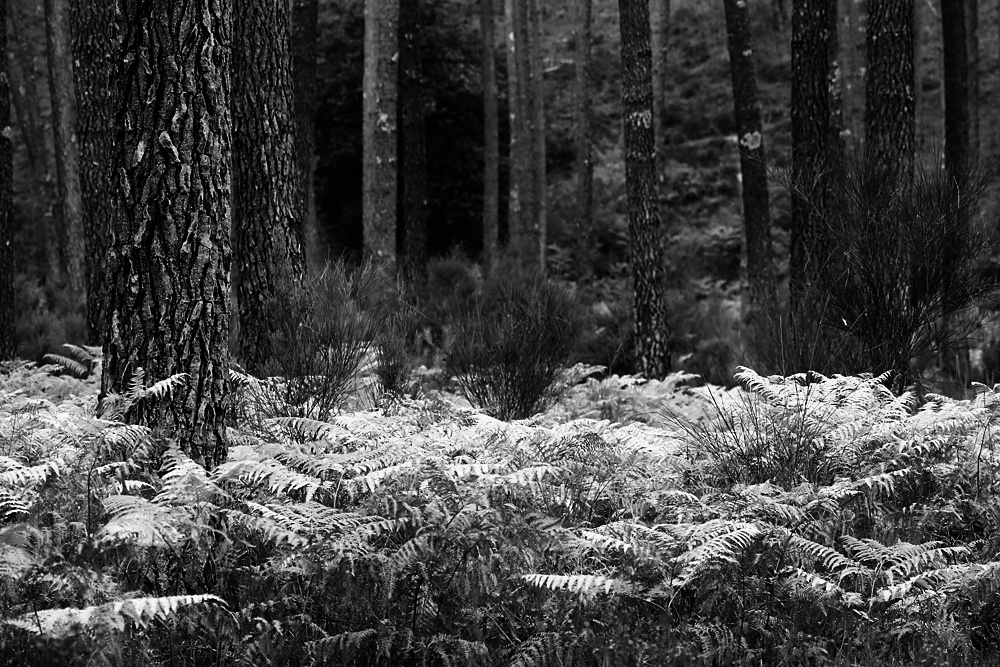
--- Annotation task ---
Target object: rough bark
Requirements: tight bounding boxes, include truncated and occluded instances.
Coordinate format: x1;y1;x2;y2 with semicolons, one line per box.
574;0;594;251
865;0;915;167
505;0;523;245
398;0;428;284
232;0;305;374
966;0;979;160
103;0;233;469
70;0;116;343
618;0;670;378
723;0;776;326
44;0;84;298
527;0;546;271
0;0;13;360
839;0;866;143
650;0;669;188
363;0;399;273
790;0;840;299
291;0;321;272
506;0;535;260
941;0;969;180
480;0;499;274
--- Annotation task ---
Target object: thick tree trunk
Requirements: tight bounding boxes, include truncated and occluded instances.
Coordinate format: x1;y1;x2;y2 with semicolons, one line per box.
232;0;306;374
650;0;669;188
0;0;12;360
103;0;233;469
941;0;969;179
839;0;866;143
506;0;536;261
527;0;546;271
723;0;776;327
291;0;321;272
865;0;915;166
574;0;594;253
398;0;428;284
363;0;399;273
481;0;499;275
505;0;524;246
790;0;840;301
618;0;670;378
70;0;116;343
966;0;979;161
45;0;84;299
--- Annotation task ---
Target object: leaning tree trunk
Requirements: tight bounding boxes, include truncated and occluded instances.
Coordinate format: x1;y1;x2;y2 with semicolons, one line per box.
70;0;117;343
102;0;233;469
232;0;306;374
44;0;84;300
291;0;321;273
865;0;915;168
363;0;399;274
790;0;841;303
398;0;428;284
481;0;499;275
619;0;670;378
574;0;594;257
723;0;776;328
0;0;13;360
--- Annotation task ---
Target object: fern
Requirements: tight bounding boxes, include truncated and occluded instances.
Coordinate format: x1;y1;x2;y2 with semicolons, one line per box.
521;573;632;596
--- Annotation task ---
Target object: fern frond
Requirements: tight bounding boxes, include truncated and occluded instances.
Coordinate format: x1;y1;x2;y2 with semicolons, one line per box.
97;495;185;548
0;458;62;487
213;458;330;502
521;573;632;596
306;628;377;663
885;545;970;584
0;489;31;521
509;632;580;667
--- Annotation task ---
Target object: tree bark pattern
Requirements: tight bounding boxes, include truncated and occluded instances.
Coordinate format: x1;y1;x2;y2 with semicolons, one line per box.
398;0;428;284
0;0;13;360
103;0;232;469
291;0;321;272
527;0;546;270
650;0;669;188
232;0;305;373
941;0;969;179
619;0;670;378
865;0;915;165
574;0;593;250
966;0;978;159
480;0;499;274
506;0;535;260
723;0;776;325
70;0;117;342
45;0;85;298
363;0;399;273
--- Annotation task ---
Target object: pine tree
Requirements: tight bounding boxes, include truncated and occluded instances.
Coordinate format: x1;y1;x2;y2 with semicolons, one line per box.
865;0;915;166
481;0;500;275
0;0;13;360
399;0;428;284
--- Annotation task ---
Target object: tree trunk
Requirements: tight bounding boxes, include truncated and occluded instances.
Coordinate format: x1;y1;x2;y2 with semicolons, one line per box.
363;0;399;273
941;0;969;179
506;0;536;261
790;0;840;301
618;0;670;378
527;0;546;271
723;0;776;327
865;0;915;167
0;0;13;360
966;0;979;160
70;0;116;343
839;0;866;143
45;0;84;299
650;0;669;190
291;0;321;272
398;0;428;284
102;0;233;469
505;0;523;247
232;0;306;374
480;0;499;275
574;0;594;256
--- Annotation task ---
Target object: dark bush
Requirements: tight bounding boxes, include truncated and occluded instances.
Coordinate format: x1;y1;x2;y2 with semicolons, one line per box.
446;275;583;420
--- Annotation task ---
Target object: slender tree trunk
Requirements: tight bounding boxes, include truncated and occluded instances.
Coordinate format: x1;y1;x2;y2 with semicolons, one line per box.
574;0;594;255
966;0;979;160
865;0;915;167
506;0;536;261
505;0;524;246
790;0;840;301
941;0;969;179
44;0;84;299
70;0;116;343
723;0;776;328
398;0;428;284
650;0;669;189
527;0;546;270
8;0;60;286
363;0;399;273
618;0;670;378
103;0;233;469
0;0;13;360
291;0;321;272
232;0;306;374
481;0;499;274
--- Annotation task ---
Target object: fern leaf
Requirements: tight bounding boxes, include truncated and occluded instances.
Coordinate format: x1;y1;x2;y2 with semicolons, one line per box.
97;495;185;548
521;573;632;596
0;459;62;487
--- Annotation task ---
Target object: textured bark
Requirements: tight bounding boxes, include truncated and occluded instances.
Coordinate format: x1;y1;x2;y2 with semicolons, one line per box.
790;0;840;299
232;0;305;374
941;0;969;180
527;0;546;271
966;0;979;160
480;0;499;274
865;0;915;166
103;0;233;469
505;0;535;259
618;0;670;378
723;0;776;326
70;0;116;343
291;0;321;273
45;0;84;298
839;0;866;143
363;0;399;273
8;0;60;286
398;0;428;284
649;0;669;187
0;0;13;360
574;0;593;246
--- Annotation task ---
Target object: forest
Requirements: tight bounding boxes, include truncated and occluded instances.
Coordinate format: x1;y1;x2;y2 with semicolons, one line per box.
4;0;1000;664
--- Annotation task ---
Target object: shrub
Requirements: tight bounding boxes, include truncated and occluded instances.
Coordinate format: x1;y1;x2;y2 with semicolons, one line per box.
446;275;583;420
